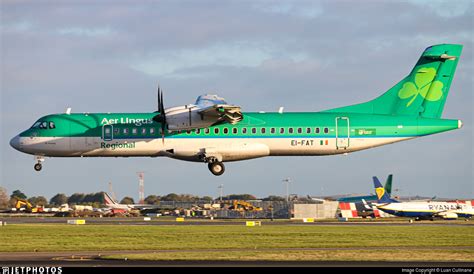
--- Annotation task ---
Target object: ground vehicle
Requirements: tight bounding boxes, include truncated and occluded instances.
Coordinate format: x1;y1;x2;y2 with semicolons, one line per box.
229;200;262;211
15;199;44;213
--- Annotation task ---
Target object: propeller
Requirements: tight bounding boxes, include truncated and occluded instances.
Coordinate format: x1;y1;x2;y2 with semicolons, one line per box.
152;85;167;144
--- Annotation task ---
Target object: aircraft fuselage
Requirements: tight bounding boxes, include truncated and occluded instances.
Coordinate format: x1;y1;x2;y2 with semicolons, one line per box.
11;112;461;162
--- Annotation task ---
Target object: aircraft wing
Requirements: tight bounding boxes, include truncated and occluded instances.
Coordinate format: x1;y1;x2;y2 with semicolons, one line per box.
198;104;243;125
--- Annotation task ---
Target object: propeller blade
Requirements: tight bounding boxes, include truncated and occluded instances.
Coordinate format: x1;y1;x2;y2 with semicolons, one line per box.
157;86;166;144
157;85;161;112
160;91;165;121
151;84;167;144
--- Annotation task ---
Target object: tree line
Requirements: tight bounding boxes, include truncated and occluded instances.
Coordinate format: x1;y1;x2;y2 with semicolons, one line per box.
0;187;286;208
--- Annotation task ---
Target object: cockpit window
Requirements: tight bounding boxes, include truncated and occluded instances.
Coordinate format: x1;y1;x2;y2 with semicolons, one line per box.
39;122;48;129
31;122;41;129
31;121;56;129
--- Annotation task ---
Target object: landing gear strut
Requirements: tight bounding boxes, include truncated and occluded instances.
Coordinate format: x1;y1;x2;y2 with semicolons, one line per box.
208;162;225;176
34;156;45;172
199;153;225;176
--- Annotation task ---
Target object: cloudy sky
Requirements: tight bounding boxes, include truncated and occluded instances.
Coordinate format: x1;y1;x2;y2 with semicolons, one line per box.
1;0;473;201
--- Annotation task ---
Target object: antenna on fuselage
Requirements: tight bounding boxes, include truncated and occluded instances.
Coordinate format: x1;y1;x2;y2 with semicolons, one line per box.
278;107;284;114
65;107;72;115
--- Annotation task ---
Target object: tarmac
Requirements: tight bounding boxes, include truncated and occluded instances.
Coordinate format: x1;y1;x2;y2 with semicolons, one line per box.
1;250;473;267
1;216;473;226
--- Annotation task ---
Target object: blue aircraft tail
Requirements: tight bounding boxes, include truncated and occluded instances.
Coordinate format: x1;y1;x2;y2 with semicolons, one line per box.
373;176;397;203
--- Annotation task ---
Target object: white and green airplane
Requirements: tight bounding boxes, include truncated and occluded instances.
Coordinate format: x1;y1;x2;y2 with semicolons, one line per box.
10;44;463;176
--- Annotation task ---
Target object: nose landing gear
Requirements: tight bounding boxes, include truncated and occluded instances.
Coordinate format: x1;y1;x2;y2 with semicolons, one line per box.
34;156;45;172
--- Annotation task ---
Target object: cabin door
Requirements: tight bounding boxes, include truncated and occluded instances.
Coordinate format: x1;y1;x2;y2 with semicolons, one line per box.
102;124;114;141
335;117;350;149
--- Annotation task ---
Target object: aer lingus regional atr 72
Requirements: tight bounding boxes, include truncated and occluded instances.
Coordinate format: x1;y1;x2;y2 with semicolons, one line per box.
10;44;464;176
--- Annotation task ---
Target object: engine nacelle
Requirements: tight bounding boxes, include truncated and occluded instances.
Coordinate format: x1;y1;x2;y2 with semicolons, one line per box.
165;105;215;131
439;212;458;220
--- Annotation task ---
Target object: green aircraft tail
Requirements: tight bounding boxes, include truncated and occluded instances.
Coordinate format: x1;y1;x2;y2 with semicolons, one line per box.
325;44;463;118
384;174;392;195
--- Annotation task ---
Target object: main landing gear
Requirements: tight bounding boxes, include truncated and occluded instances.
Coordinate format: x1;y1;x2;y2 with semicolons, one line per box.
34;156;45;172
208;161;225;176
198;153;225;176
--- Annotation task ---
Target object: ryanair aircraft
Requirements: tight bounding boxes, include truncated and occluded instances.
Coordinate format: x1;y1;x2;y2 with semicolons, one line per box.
370;176;474;220
10;44;463;176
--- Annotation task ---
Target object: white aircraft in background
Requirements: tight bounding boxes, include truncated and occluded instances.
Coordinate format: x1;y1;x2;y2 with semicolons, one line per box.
369;177;474;221
103;192;159;211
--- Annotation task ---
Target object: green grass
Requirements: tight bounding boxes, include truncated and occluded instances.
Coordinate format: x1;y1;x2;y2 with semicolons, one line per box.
1;224;473;261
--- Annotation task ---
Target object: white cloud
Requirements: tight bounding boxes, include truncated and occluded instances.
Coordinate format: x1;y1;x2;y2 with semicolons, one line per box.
253;2;323;19
407;0;471;17
1;21;34;33
56;27;115;37
130;41;309;76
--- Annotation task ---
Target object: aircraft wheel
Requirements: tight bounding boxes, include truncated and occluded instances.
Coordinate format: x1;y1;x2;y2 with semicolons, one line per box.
34;163;42;172
208;162;225;176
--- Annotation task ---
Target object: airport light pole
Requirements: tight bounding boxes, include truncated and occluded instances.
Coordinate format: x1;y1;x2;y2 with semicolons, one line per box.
137;171;145;204
218;184;224;202
282;178;292;202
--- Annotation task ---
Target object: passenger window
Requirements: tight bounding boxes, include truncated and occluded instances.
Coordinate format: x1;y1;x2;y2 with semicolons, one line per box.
214;128;219;134
40;122;48;129
252;128;256;134
271;128;276;134
297;128;302;134
123;128;129;135
186;130;191;134
280;128;285;134
114;128;120;135
49;122;56;129
205;128;210;134
324;127;329;134
242;128;247;134
132;128;138;135
141;128;147;135
315;127;320;134
306;128;311;134
232;128;237;134
223;128;228;134
289;128;294;134
150;128;155;135
196;128;201;134
261;128;266;134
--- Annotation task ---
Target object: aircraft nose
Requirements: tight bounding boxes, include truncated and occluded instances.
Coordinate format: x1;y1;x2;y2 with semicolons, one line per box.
10;135;21;151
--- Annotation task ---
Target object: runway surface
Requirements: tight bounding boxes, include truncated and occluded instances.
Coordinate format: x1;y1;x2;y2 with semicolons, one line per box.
1;216;472;226
1;250;473;267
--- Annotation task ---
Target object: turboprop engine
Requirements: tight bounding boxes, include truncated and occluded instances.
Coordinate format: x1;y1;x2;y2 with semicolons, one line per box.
164;104;215;131
159;94;243;131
